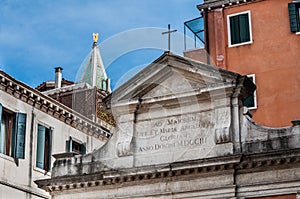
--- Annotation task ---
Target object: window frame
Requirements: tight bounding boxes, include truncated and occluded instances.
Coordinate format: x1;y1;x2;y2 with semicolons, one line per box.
66;136;86;155
244;74;257;110
227;10;253;47
0;104;26;159
0;107;16;157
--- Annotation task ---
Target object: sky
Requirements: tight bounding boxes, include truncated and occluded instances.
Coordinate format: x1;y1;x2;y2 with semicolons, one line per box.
0;0;203;90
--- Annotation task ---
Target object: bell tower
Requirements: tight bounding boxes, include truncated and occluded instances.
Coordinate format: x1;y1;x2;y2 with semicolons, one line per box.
79;33;111;92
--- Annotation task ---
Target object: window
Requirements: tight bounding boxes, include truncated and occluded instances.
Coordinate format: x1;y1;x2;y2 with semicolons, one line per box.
227;11;253;47
66;136;86;155
243;74;257;110
36;124;52;171
0;103;26;159
288;2;300;33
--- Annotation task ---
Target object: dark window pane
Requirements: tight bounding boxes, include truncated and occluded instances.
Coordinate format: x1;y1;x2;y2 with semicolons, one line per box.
243;95;255;108
0;109;16;157
44;128;51;171
80;143;86;155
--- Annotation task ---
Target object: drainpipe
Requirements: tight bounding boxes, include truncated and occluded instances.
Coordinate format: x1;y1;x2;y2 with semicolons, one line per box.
28;108;35;194
54;67;63;88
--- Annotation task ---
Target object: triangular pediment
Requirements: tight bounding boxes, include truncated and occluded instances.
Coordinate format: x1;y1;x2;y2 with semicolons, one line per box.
39;52;256;181
111;52;239;104
141;74;198;99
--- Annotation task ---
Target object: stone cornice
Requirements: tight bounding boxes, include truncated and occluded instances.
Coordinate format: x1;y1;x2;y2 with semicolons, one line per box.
0;71;112;141
35;148;300;193
238;148;300;172
35;155;241;192
197;0;264;12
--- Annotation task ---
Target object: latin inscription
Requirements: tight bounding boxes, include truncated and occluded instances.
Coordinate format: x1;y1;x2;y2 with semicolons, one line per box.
135;113;214;153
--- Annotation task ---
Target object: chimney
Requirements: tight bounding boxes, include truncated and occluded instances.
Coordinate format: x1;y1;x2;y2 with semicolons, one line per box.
55;67;63;88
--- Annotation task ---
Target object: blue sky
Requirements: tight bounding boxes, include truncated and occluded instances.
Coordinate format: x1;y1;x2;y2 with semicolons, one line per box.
0;0;203;89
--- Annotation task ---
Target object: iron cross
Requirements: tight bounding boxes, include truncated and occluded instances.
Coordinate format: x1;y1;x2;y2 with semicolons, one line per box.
162;24;177;52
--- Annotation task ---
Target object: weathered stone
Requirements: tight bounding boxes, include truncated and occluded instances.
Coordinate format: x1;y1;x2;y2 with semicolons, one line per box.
35;53;300;199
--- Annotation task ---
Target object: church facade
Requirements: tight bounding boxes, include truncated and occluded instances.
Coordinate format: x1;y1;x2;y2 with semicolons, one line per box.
36;52;300;199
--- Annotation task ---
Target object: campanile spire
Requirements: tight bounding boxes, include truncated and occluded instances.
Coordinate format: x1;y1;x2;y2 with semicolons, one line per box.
78;33;111;92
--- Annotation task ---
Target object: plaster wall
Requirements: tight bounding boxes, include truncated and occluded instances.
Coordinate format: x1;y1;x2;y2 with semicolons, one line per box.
194;0;300;127
0;90;105;198
0;184;44;199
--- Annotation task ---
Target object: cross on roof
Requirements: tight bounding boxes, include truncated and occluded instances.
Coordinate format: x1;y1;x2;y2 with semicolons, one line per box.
162;24;177;52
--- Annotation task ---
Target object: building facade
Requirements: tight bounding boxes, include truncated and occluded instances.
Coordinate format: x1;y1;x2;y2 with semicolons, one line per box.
36;53;300;199
185;0;300;127
0;36;113;198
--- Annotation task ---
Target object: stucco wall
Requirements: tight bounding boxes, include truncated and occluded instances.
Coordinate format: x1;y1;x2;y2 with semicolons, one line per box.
0;90;105;198
201;0;300;127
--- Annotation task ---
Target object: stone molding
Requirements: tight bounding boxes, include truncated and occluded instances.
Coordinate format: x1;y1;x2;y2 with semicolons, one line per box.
0;71;111;141
36;149;300;194
36;155;240;193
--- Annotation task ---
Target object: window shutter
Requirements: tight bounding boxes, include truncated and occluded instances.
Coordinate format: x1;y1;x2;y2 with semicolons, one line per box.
15;113;26;159
288;3;299;33
239;14;250;43
230;16;240;44
36;125;46;169
69;136;73;152
0;103;4;154
46;128;52;171
80;143;86;155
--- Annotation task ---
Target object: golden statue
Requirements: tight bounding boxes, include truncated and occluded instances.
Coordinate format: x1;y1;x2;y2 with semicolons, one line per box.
93;33;99;42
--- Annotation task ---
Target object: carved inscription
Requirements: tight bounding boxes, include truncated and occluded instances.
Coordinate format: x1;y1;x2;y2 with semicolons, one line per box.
135;113;215;153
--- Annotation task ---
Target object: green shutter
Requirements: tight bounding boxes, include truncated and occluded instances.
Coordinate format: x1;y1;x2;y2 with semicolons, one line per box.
15;113;26;159
288;3;300;33
230;16;240;44
36;125;46;169
239;14;250;43
0;104;4;154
